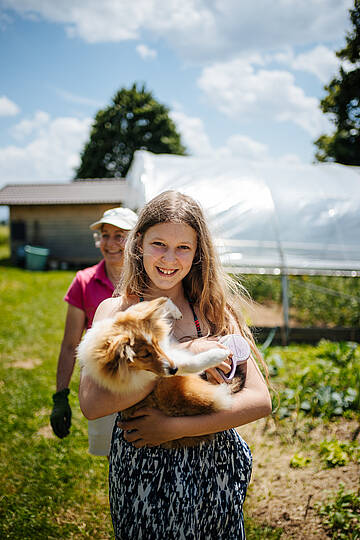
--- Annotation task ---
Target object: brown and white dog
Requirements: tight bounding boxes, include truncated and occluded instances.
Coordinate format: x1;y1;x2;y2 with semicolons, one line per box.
77;297;237;448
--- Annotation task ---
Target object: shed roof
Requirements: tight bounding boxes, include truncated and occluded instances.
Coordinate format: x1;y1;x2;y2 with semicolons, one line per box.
0;180;131;205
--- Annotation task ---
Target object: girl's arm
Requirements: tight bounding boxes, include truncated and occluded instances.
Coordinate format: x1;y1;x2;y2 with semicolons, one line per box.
79;372;156;419
119;353;272;448
78;297;156;420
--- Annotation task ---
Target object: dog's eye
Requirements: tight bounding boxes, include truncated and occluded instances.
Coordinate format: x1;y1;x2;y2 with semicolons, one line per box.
138;352;151;359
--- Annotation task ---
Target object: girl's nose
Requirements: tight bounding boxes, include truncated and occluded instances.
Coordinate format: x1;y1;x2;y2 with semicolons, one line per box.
161;248;176;262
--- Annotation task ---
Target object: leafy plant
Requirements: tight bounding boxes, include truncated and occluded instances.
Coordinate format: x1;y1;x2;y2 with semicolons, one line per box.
317;485;360;539
244;516;283;540
319;439;360;468
266;341;360;422
241;274;360;327
290;453;311;468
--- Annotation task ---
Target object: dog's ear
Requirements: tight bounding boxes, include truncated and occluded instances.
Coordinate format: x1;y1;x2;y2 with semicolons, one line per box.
123;344;135;363
107;338;135;365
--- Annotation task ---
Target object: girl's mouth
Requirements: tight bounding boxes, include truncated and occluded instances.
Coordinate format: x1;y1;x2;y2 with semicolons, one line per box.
157;267;178;276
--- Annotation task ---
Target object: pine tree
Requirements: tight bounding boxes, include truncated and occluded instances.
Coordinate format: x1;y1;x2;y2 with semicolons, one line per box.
75;83;186;179
314;0;360;165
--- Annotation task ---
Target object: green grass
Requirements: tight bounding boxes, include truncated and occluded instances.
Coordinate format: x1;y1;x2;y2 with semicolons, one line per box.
0;267;113;539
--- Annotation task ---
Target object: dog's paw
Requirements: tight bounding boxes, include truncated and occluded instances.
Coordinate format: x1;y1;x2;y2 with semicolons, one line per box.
205;347;230;367
188;347;229;373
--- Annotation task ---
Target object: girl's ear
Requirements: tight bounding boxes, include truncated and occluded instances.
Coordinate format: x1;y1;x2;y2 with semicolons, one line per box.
136;232;143;253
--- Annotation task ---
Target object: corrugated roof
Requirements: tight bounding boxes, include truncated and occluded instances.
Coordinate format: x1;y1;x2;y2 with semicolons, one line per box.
0;180;131;205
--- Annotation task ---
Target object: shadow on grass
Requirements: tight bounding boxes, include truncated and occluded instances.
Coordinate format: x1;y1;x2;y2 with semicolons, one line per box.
0;257;13;267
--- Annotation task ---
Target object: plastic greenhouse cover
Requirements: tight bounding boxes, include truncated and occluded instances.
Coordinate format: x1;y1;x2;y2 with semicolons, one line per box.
125;151;360;276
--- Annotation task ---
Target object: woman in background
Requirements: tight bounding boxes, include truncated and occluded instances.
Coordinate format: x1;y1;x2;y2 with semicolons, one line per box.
50;206;137;457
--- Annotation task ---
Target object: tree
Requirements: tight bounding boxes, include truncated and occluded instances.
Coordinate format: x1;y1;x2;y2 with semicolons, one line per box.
314;0;360;165
75;83;186;179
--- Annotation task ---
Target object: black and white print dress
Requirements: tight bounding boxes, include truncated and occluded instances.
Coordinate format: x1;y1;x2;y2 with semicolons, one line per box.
108;299;252;539
109;425;252;540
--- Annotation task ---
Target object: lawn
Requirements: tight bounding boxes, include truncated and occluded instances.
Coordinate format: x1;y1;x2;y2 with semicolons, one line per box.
0;267;113;539
0;265;359;539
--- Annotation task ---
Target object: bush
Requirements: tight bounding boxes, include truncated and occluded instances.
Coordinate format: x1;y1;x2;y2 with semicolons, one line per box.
266;340;360;421
317;485;360;539
319;439;360;468
240;274;360;327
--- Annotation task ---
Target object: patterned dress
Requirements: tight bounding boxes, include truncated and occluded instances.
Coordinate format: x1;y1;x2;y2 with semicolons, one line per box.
109;426;252;539
108;300;252;539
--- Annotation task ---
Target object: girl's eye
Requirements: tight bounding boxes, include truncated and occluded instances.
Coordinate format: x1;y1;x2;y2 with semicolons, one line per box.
178;245;190;250
152;241;165;247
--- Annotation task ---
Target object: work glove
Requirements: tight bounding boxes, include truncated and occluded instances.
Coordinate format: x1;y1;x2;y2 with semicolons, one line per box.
50;388;72;438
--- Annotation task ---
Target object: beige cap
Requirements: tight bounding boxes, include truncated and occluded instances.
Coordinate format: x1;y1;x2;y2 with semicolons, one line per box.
90;207;138;231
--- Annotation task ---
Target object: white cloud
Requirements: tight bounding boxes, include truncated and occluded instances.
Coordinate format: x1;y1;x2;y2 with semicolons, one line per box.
55;88;104;107
2;0;353;61
11;110;50;140
274;45;339;83
170;110;213;156
0;96;20;116
136;43;157;60
0;112;91;184
198;58;332;137
170;109;300;164
216;134;270;161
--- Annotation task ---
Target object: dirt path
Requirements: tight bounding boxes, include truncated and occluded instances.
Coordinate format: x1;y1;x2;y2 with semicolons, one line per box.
239;418;359;539
244;301;285;327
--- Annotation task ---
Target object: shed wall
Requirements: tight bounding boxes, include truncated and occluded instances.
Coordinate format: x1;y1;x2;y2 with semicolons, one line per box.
10;203;123;265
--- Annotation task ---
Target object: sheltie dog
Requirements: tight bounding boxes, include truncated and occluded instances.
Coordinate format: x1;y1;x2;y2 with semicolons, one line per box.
77;297;244;448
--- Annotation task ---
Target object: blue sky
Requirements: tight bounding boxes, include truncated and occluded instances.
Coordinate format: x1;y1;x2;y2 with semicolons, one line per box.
0;0;354;215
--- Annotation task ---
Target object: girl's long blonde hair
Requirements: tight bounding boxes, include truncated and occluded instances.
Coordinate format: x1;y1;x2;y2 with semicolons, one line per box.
115;190;264;364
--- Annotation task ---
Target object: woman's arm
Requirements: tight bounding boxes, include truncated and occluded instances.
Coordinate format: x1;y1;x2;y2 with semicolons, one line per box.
119;354;272;448
78;296;156;419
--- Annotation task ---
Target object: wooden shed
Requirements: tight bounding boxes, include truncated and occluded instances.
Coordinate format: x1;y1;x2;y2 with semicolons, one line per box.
0;180;134;268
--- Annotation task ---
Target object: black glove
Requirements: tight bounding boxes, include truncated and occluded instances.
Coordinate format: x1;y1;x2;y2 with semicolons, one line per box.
50;388;72;438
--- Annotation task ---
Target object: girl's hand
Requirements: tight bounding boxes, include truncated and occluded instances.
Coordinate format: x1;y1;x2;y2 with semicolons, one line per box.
205;357;232;384
118;408;179;448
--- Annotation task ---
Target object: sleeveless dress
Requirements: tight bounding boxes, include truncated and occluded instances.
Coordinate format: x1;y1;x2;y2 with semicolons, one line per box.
108;300;252;539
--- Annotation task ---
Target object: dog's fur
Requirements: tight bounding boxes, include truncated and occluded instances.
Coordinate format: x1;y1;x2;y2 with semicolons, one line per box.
77;297;241;448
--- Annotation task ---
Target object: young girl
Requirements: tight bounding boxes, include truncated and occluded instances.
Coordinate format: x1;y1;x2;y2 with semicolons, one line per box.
79;190;272;539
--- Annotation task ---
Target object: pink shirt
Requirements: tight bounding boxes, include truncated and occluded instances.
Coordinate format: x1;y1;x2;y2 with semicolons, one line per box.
64;259;114;329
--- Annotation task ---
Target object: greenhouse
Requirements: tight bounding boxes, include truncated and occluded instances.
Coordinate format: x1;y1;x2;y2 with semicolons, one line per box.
126;150;360;278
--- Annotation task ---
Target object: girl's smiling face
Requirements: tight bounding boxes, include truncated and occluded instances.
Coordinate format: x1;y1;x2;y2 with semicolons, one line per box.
141;222;197;293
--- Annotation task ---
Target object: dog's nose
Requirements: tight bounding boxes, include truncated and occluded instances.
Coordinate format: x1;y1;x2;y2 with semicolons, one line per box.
168;366;178;375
